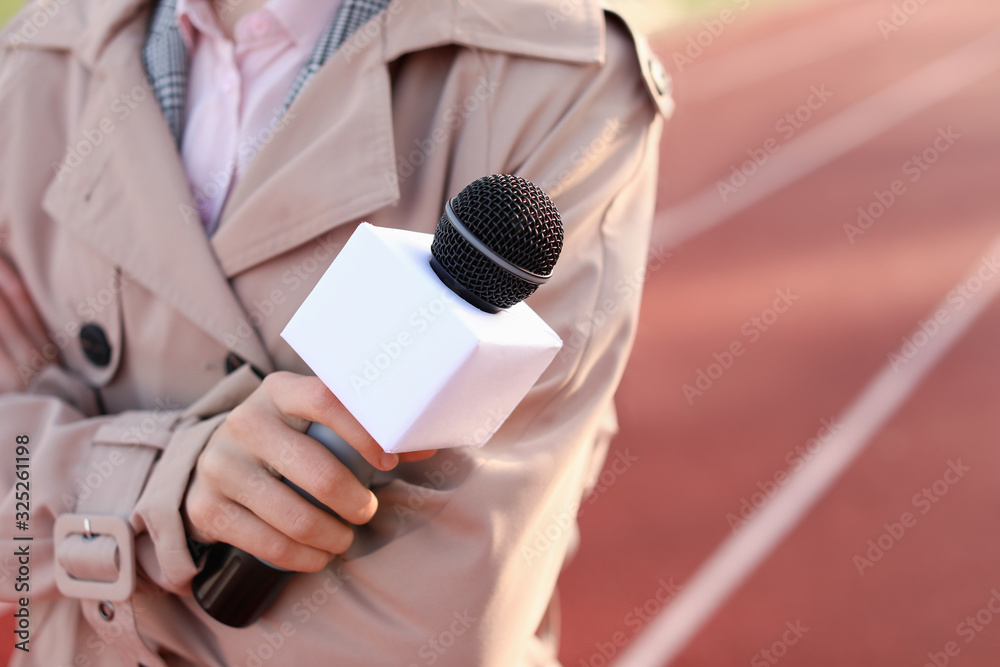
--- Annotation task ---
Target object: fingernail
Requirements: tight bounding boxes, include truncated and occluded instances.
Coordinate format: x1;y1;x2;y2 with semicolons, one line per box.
380;452;399;469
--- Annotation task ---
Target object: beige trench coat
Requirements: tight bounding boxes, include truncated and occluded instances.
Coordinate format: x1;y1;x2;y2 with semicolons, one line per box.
0;0;670;664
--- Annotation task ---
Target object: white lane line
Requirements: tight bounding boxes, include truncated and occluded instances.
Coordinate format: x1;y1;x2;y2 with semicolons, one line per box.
682;2;885;102
615;232;1000;667
652;25;1000;251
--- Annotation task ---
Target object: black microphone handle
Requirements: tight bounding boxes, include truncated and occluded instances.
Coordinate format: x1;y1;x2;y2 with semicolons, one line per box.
191;423;377;627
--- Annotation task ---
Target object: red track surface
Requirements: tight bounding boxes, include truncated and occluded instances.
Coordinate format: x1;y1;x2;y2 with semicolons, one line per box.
4;1;1000;665
557;0;1000;665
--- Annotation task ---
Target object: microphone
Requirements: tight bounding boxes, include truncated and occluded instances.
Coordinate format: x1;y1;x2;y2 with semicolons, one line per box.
192;174;563;627
429;173;563;313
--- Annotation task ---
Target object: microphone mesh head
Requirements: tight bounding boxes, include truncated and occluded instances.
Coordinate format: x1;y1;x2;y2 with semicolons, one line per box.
431;174;563;310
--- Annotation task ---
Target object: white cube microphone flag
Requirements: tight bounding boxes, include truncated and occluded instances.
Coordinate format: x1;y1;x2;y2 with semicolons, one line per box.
283;174;564;452
194;175;565;627
281;223;563;453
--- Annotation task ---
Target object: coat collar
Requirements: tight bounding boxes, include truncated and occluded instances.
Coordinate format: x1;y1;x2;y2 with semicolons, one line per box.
18;0;610;367
211;0;607;277
8;0;607;69
381;0;605;65
39;10;275;372
3;0;148;68
211;24;400;277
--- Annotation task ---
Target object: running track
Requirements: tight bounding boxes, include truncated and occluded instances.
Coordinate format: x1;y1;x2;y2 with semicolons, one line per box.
558;0;1000;665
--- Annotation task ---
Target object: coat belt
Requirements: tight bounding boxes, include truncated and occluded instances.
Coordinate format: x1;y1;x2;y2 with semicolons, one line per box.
53;411;183;667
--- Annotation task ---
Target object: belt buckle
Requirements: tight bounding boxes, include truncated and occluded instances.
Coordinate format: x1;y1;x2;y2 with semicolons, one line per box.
53;514;135;601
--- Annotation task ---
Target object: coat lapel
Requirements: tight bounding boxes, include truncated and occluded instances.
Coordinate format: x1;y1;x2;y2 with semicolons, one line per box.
210;33;399;278
34;0;605;370
40;13;274;373
208;0;605;278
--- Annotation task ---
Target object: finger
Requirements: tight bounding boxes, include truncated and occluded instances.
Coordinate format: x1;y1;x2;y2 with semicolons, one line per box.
0;257;50;354
257;372;399;471
399;449;439;463
0;291;44;374
184;493;335;572
239;469;358;553
199;444;364;551
224;404;378;524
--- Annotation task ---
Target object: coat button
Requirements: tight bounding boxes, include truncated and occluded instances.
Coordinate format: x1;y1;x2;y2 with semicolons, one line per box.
224;352;245;374
649;56;671;97
225;353;266;379
79;323;112;367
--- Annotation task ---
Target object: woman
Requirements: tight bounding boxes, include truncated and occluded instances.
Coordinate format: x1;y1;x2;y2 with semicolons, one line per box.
0;0;670;664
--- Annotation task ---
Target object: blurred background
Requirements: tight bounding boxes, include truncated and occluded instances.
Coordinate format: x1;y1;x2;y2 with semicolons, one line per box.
0;2;18;25
2;0;999;665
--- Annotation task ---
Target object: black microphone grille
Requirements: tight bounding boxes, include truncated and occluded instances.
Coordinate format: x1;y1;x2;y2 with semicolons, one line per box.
430;174;564;312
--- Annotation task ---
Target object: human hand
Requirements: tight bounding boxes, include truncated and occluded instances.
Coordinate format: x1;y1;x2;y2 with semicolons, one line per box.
0;255;54;392
183;372;435;572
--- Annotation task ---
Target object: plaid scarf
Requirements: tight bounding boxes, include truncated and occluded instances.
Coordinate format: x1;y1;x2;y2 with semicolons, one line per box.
141;0;393;147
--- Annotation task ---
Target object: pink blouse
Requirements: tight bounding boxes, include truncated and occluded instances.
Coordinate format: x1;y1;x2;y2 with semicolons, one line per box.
176;0;342;233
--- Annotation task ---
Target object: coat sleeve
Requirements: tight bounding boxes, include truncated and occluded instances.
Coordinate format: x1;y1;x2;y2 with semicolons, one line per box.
0;12;266;603
0;360;264;603
267;16;667;666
